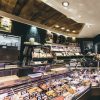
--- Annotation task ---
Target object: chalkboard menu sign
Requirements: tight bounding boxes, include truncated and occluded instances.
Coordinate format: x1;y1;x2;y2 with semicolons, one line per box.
0;33;21;62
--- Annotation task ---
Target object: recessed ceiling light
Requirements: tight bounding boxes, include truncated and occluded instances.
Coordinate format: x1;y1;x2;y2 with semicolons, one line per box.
54;25;60;28
62;1;69;7
72;30;76;33
66;29;70;32
61;27;65;30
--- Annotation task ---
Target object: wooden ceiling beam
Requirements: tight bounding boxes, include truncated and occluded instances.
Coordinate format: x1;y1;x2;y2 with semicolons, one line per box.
41;11;58;24
12;0;28;15
0;0;17;13
31;11;42;20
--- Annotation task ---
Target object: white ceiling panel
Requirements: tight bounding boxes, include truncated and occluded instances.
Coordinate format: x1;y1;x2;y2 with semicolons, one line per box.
41;0;100;37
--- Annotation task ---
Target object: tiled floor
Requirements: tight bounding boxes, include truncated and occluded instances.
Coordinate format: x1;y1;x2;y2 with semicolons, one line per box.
88;96;100;100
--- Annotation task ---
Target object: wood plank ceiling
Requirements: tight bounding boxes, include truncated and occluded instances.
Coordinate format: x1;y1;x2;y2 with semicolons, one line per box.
0;0;84;35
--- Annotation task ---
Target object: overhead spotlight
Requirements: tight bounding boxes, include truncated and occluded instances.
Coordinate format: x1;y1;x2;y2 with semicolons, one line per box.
54;25;60;28
61;27;65;30
62;1;69;7
66;29;70;32
72;30;76;33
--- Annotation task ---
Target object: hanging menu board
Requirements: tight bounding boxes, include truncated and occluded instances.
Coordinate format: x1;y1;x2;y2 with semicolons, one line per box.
0;34;21;49
0;34;21;62
0;17;12;32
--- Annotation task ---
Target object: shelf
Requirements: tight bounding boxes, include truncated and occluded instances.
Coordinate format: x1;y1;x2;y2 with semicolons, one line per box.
68;67;99;70
24;43;54;47
23;63;48;67
0;66;21;71
24;44;42;47
25;55;95;61
44;43;66;46
57;55;94;60
84;55;94;58
32;57;53;61
51;50;66;52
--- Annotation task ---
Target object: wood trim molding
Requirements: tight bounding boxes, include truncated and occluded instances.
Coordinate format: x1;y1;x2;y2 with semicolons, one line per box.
0;10;78;37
